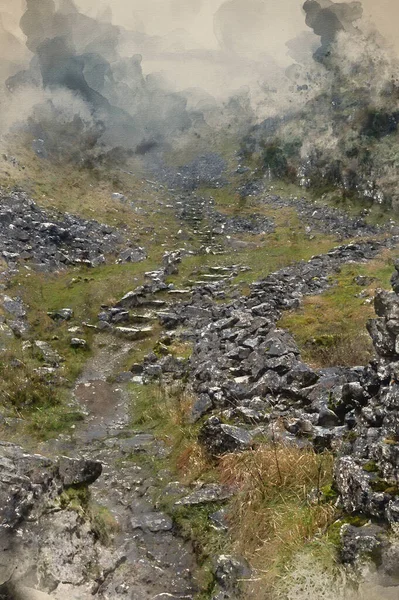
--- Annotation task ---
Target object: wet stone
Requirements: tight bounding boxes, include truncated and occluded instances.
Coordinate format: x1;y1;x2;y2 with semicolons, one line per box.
130;513;173;533
58;456;102;486
175;484;234;507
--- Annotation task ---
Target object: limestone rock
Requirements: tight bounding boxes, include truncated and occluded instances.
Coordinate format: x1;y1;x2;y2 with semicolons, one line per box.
70;338;87;349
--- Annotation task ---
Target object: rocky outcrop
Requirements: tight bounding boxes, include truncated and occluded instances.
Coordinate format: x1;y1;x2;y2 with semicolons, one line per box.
336;266;399;523
136;240;396;456
0;442;106;596
258;193;391;240
0;189;139;271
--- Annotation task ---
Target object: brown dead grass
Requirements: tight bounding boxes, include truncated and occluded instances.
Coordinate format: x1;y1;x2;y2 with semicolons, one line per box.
175;440;212;483
219;445;336;599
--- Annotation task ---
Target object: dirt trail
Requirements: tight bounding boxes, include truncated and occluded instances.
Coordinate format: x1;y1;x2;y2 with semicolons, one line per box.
41;335;199;600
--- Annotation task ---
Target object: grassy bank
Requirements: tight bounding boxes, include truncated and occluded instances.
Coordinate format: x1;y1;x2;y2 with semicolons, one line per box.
279;249;397;367
126;376;339;599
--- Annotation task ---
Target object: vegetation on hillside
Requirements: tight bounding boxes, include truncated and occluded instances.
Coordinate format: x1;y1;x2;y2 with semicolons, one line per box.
241;30;399;209
0;131;396;598
279;250;398;367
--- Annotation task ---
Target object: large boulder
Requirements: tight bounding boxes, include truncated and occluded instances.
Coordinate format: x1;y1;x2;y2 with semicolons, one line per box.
199;417;254;456
0;443;103;591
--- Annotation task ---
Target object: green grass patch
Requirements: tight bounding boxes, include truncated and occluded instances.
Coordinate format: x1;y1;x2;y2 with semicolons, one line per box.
198;184;246;215
89;503;120;545
6;259;164;387
9;259;164;324
0;339;84;439
60;484;90;512
231;228;336;288
129;382;213;482
26;404;85;440
167;212;337;294
279;250;397;367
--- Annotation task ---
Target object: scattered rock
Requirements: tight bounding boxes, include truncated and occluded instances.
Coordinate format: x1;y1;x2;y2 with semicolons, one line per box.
70;338;88;349
0;189;127;270
199;418;254;456
111;192;126;202
34;341;64;367
112;326;153;340
209;509;230;531
117;247;146;264
130;513;173;533
1;295;26;318
48;308;73;321
175;484;234;507
214;555;251;592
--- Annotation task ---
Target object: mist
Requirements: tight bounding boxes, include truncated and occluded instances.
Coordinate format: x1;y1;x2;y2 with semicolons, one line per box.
1;2;399;600
0;0;397;192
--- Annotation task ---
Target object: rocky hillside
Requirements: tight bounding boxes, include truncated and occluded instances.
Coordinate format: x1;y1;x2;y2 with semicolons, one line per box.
0;144;399;600
240;8;399;210
2;0;399;598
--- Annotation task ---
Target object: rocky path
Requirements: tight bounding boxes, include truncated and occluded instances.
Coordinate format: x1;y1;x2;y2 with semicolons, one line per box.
57;233;399;599
149;238;399;445
3;184;399;599
37;336;199;600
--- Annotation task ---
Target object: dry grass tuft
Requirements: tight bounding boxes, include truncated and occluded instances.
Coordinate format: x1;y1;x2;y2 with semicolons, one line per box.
219;445;336;599
175;439;211;483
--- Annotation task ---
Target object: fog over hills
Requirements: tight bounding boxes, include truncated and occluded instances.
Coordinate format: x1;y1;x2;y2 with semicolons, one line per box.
0;4;399;600
0;0;396;152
